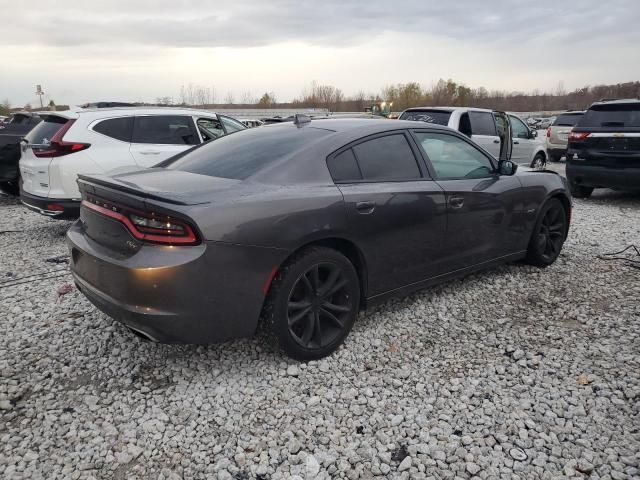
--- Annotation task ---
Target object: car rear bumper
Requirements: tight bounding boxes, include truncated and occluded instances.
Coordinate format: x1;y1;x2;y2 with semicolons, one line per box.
20;189;80;218
66;220;289;343
566;162;640;190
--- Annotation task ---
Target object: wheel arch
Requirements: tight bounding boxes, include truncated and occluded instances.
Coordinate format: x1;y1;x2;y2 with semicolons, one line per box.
264;236;369;309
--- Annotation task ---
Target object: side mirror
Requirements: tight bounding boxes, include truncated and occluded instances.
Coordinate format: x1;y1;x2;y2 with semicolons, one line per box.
499;160;518;176
531;130;538;138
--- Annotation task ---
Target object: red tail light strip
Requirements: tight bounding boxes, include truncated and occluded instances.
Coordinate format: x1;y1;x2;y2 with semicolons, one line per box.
568;131;590;141
33;119;91;158
81;200;199;245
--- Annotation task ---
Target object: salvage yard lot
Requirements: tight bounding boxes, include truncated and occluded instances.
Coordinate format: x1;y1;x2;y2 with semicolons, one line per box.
1;165;639;479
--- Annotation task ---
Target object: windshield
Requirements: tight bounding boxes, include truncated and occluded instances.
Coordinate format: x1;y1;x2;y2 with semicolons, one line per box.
166;125;332;180
579;104;640;127
553;113;583;127
399;110;452;126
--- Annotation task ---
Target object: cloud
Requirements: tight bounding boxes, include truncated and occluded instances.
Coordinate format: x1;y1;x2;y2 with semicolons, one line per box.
1;0;638;49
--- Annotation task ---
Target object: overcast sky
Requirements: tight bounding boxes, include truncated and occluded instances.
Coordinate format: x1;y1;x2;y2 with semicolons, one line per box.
1;0;639;107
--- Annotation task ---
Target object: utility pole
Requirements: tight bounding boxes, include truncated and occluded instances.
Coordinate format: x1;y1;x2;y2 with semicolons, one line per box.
36;85;44;109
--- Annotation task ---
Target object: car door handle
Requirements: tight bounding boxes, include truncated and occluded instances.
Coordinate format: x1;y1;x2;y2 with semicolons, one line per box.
449;196;464;209
355;201;376;214
493;139;500;144
140;151;161;155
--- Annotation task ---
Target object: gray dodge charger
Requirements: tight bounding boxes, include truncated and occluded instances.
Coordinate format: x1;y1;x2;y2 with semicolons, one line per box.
67;118;571;360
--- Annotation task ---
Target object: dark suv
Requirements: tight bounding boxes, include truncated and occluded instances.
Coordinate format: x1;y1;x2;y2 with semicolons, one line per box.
566;99;640;198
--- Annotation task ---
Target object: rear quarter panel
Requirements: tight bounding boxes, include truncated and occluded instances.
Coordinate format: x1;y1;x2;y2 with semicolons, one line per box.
169;184;350;250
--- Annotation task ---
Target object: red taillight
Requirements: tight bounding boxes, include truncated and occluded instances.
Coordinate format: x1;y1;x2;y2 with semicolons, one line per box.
81;198;199;245
568;131;590;142
46;204;65;212
546;127;551;138
33;119;90;158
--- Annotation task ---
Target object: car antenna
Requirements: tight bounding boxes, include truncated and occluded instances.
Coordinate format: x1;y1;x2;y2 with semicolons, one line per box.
293;114;311;127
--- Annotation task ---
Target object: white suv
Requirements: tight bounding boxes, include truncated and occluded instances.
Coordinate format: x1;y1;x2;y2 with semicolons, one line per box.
399;107;547;169
19;107;245;218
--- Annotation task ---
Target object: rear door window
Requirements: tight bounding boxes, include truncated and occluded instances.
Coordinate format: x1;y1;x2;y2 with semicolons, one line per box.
352;133;422;181
469;111;497;136
132;115;199;145
579;104;640;127
399;110;452;126
25;116;68;144
327;149;362;182
93;117;133;142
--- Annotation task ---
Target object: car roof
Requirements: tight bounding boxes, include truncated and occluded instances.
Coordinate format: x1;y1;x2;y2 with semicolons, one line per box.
402;106;494;114
37;106;221;120
264;117;450;134
590;98;640;107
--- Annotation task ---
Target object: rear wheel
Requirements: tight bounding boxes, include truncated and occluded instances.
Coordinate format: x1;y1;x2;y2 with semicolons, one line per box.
570;183;593;199
530;152;546;170
263;247;360;361
525;199;567;267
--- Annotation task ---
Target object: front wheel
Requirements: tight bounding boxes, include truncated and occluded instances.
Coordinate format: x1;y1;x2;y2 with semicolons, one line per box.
262;247;360;361
530;153;546;170
525;199;567;267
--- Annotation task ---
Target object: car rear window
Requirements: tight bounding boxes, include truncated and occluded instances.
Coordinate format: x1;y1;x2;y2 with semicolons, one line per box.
25;116;68;144
469;111;497;136
353;134;422;181
166;126;332;180
553;113;583;127
579;104;640;127
399;110;452;126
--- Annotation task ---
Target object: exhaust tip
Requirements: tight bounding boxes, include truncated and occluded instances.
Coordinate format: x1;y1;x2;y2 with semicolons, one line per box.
127;326;159;342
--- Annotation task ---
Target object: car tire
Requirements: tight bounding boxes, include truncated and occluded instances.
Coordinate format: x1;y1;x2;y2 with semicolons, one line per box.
530;153;546;170
525;198;567;268
549;153;562;163
570;183;593;199
262;246;360;361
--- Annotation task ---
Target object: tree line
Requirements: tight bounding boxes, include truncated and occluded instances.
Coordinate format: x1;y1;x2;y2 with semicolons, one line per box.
3;80;638;116
162;80;640;113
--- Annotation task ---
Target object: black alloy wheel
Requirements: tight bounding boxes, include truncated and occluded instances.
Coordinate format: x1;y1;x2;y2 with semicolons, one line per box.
287;262;352;349
526;199;567;267
263;247;360;360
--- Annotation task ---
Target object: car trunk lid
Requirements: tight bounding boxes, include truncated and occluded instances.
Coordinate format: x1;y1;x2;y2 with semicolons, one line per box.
76;169;240;254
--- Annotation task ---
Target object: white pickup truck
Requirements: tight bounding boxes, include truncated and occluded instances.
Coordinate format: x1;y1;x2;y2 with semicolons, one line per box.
399;107;547;169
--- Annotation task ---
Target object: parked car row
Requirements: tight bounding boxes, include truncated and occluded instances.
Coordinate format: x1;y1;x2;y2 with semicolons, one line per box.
398;107;548;169
0;112;42;194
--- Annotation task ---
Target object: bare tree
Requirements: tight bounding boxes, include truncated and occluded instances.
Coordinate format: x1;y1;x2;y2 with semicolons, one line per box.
224;91;235;105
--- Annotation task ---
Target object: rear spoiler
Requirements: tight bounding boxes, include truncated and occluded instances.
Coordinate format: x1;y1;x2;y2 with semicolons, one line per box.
77;174;193;205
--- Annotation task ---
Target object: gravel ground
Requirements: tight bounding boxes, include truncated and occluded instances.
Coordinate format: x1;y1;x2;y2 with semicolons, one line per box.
1;166;639;480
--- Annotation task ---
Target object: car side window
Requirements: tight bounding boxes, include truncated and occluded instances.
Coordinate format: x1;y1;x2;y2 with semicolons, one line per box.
219;115;246;133
352;134;422;181
327;149;362;182
93;117;133;142
132;115;198;145
510;116;530;139
469;111;497;136
197;117;225;141
414;132;494;179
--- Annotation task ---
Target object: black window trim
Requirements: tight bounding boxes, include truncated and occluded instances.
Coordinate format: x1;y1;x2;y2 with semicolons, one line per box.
90;116;134;143
131;114;199;146
326;130;432;184
194;115;225;143
409;128;499;181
